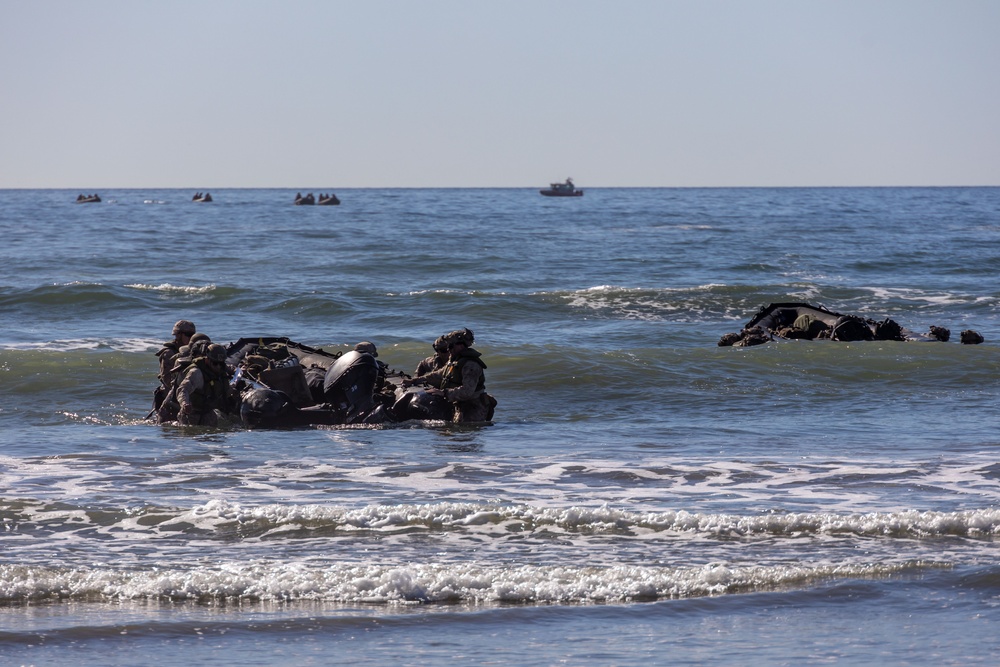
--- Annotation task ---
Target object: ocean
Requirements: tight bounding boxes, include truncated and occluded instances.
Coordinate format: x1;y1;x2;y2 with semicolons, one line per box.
1;186;999;666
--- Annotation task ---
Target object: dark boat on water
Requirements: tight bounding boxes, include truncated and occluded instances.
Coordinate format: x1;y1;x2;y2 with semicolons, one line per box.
154;337;454;429
719;302;984;347
75;194;101;203
192;192;213;202
540;178;583;197
294;193;339;206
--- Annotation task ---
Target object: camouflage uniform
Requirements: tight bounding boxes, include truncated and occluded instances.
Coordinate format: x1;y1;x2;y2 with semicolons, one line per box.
153;320;195;414
420;348;491;422
156;345;191;423
177;345;231;426
414;335;452;377
414;354;446;377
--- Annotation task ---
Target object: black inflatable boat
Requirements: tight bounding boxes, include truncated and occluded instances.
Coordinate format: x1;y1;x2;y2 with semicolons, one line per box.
719;302;983;347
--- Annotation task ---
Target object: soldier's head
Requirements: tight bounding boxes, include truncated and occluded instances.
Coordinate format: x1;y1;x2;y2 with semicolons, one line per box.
206;344;228;369
448;328;474;346
446;328;474;355
432;336;450;355
172;319;196;342
189;333;212;358
354;341;378;357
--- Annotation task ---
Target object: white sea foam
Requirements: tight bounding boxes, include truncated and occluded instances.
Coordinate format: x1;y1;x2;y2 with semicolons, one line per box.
4;339;103;351
125;283;217;294
5;455;1000;518
2;337;159;352
0;560;943;604
13;497;1000;543
863;286;971;307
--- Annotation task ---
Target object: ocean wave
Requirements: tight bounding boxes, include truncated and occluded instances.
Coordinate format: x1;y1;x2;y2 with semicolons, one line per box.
0;559;942;605
1;337;156;353
125;283;217;294
552;283;1000;329
8;499;1000;542
173;501;1000;539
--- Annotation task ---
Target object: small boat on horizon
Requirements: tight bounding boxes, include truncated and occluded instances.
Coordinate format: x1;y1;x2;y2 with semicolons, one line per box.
295;192;340;206
540;178;583;197
192;192;213;202
75;193;101;203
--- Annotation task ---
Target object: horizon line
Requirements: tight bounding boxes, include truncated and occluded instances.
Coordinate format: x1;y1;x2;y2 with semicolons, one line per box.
4;184;999;191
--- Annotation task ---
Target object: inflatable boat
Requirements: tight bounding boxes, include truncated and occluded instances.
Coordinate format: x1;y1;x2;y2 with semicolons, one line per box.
224;337;450;428
719;302;982;346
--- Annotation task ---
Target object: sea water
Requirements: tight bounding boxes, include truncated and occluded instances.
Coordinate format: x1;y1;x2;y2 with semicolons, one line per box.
1;187;999;666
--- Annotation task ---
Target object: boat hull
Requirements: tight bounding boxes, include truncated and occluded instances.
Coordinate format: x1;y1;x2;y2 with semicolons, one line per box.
719;302;967;346
207;337;451;428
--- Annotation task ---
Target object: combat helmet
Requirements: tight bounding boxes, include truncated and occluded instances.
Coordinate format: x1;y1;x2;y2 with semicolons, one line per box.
172;319;196;336
447;328;475;347
354;341;378;357
188;333;212;358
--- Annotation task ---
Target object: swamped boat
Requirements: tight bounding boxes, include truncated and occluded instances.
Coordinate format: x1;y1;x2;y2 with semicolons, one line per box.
719;302;984;346
155;337;453;429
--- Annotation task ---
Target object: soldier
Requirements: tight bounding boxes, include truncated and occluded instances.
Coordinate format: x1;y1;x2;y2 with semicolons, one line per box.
414;335;450;377
404;328;495;423
177;344;232;427
153;320;196;413
188;332;212;359
156;344;192;423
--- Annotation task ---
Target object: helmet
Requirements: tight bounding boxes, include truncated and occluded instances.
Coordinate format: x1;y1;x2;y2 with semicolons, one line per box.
189;332;211;344
432;335;450;352
172;319;196;336
354;341;378;357
447;328;474;347
207;344;228;363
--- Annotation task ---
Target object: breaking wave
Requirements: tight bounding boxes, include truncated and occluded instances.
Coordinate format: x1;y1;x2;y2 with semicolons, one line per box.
0;560;942;605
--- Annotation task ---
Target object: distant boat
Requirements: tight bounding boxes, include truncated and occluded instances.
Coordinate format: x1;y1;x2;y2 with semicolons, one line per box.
540;178;583;197
192;192;213;202
75;194;101;204
318;194;340;206
294;193;316;205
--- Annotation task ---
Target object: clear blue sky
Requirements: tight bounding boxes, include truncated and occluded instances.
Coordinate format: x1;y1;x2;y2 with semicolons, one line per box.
3;1;998;188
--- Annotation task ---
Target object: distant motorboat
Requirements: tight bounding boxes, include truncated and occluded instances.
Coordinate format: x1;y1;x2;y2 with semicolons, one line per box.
192;192;213;202
540;178;583;197
294;192;316;205
75;194;101;204
318;194;340;206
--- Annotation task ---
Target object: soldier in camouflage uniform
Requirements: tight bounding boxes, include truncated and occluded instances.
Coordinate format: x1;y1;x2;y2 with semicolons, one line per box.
153;320;196;414
177;344;232;427
404;328;495;422
413;335;450;378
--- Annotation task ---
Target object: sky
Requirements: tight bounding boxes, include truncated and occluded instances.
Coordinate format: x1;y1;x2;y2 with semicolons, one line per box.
2;1;998;188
